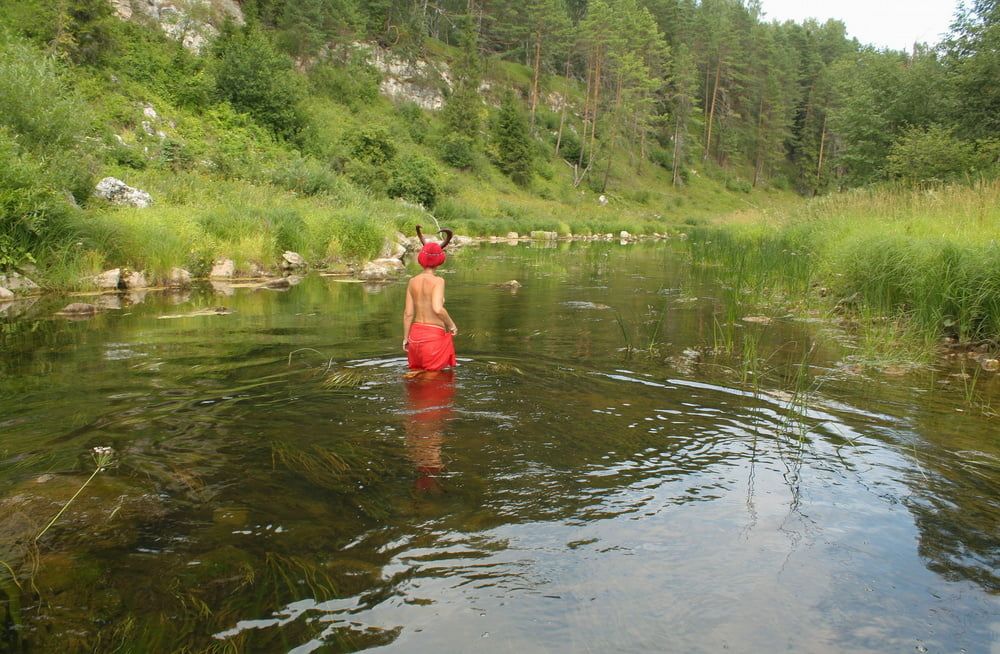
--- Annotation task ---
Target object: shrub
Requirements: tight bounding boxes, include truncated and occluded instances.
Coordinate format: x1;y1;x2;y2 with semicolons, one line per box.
309;57;380;109
725;177;752;194
886;125;978;184
439;133;475;169
396;101;430;143
344;124;397;165
212;26;306;140
388;155;438;208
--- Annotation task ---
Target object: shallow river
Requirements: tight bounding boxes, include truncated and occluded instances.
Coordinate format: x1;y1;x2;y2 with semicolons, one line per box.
1;242;998;653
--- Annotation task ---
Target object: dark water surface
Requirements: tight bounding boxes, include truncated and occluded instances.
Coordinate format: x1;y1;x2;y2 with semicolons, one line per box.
1;243;997;653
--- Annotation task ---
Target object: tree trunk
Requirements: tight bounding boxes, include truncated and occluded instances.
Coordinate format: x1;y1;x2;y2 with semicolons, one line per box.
554;59;570;156
578;58;594;170
530;31;542;129
752;96;765;187
815;113;827;194
704;57;721;160
672;115;684;187
588;47;603;169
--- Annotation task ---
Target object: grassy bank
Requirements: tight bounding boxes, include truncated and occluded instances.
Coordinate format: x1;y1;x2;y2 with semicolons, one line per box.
686;180;1000;355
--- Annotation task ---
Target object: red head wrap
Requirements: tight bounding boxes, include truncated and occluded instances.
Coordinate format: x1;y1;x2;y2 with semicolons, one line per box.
417;242;446;268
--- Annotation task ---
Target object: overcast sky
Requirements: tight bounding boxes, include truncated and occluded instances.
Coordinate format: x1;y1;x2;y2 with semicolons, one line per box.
758;0;961;50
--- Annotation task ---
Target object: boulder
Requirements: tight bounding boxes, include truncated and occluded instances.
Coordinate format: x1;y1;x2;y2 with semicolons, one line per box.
56;302;98;317
167;267;192;287
506;232;519;240
451;235;476;248
0;287;12;301
210;259;235;279
982;358;1000;372
122;270;147;289
94;177;153;208
378;238;407;260
497;280;522;290
0;272;39;293
359;258;405;281
90;268;122;290
281;251;307;270
620;230;632;240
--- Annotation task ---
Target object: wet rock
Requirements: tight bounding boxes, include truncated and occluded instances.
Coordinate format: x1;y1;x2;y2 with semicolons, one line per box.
451;235;476;248
0;297;38;318
90;268;122;290
281;251;307;270
379;238;407;260
94;177;153;208
496;280;522;290
210;281;235;296
122;269;147;289
359;258;405;280
286;274;303;286
167;267;192;287
56;302;98;317
0;286;12;301
126;290;147;305
982;358;1000;372
210;258;235;279
0;271;39;293
259;277;292;290
742;316;772;325
158;306;233;319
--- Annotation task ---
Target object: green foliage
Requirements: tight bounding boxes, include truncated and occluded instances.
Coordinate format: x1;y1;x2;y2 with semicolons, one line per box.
387;155;439;208
308;56;380;109
491;93;533;186
439;133;476;169
344;125;397;165
212;26;305;140
886;126;979;184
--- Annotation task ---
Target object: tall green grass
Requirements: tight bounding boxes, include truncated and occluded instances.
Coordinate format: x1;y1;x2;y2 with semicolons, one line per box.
687;180;1000;344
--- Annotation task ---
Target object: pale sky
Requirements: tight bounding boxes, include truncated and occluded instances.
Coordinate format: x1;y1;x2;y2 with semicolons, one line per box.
758;0;961;50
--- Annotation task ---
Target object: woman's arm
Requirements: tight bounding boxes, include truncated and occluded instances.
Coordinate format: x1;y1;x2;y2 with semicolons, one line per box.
431;279;457;334
402;282;414;349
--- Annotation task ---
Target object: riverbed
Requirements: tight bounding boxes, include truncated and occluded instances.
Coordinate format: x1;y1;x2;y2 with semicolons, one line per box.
1;242;997;652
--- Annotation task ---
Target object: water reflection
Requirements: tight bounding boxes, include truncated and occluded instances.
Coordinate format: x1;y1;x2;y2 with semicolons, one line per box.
403;371;456;493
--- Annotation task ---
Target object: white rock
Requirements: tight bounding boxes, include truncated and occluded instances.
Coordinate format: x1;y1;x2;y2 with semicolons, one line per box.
620;230;631;240
599;195;609;206
359;258;405;280
378;239;407;260
210;259;235;279
0;287;13;301
142;104;158;120
94;177;153;208
506;232;519;240
281;251;307;269
0;272;39;292
123;270;147;289
167;267;192;286
91;268;122;290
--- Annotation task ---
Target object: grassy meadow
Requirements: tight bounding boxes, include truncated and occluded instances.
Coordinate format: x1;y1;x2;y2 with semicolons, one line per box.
686;180;1000;356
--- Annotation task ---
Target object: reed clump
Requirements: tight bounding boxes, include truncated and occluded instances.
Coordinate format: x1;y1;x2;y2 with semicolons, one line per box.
688;180;1000;353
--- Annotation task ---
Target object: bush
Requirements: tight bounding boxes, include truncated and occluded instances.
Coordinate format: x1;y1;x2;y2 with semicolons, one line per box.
439;133;475;169
212;26;306;140
725;177;752;194
886;125;978;184
309;57;380;109
388;155;438;208
344;124;397;165
396;102;430;143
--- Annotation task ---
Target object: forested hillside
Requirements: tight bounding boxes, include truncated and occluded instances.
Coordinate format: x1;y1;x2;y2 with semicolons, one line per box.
0;0;996;287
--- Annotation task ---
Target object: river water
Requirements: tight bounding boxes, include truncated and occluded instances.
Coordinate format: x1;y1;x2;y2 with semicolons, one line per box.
1;242;997;652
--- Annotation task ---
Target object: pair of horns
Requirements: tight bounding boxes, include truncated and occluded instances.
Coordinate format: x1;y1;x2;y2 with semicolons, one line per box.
416;225;453;249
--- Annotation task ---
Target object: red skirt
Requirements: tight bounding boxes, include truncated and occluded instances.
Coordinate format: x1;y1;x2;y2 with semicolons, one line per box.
406;323;456;371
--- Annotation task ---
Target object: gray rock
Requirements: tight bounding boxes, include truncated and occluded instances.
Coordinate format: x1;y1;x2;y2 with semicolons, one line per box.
0;287;13;301
123;270;147;289
281;251;307;270
167;267;192;287
451;235;476;248
210;259;235;279
94;295;123;310
91;268;122;290
95;177;153;208
497;280;522;290
379;238;407;260
0;272;39;293
359;258;405;280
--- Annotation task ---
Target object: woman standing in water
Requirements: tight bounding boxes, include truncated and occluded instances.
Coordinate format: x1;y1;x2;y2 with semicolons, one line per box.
402;226;457;372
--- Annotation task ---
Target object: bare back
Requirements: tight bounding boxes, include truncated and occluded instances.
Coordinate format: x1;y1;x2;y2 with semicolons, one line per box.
407;273;447;328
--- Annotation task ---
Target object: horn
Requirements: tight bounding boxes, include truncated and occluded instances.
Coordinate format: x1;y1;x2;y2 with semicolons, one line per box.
438;229;454;249
415;225;426;245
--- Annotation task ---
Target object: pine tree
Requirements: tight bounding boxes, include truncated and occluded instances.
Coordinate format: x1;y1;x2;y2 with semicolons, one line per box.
492;92;534;186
